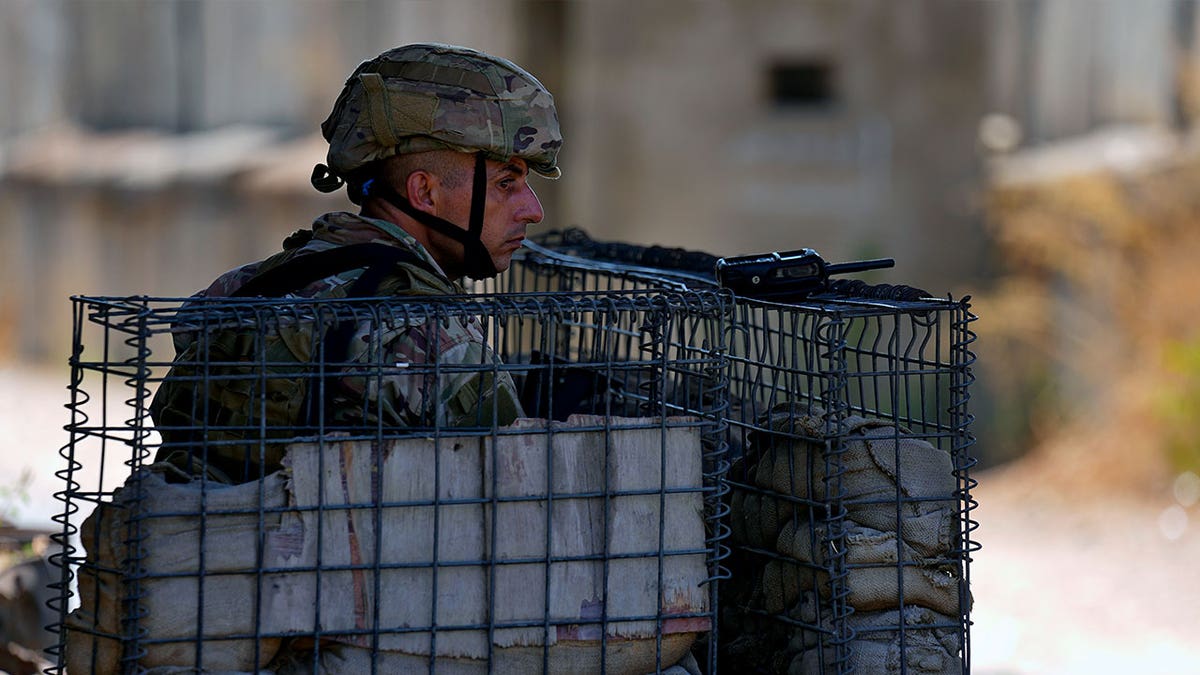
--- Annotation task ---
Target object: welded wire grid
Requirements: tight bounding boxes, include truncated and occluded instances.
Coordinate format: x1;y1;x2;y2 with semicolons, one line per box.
510;234;977;674
49;286;730;674
719;296;977;675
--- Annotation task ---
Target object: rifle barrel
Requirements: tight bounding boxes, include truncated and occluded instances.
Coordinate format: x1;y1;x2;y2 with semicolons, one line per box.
825;258;894;276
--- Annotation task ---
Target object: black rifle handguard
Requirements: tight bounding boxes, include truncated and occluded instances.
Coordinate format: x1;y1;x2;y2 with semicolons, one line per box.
715;248;894;300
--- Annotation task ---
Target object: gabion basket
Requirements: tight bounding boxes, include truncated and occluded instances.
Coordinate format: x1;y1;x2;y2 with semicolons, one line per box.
49;264;731;674
718;294;977;675
49;231;977;675
525;232;979;675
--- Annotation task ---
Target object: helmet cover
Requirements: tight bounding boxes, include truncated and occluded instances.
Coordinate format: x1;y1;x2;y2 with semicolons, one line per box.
319;42;562;183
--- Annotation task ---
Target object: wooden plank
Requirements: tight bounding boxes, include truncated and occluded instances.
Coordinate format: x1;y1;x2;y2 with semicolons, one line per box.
263;415;709;663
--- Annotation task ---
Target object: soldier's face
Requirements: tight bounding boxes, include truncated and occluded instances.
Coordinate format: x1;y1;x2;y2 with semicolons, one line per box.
437;156;544;274
480;157;544;272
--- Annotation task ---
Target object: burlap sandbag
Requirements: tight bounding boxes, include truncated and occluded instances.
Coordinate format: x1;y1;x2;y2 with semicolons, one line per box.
788;604;963;675
730;455;787;551
760;519;963;616
751;414;957;558
761;557;960;618
64;470;288;674
63;500;124;675
730;489;790;550
67;420;710;674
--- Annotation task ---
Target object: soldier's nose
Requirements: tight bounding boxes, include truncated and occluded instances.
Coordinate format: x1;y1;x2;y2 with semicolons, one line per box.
520;185;544;225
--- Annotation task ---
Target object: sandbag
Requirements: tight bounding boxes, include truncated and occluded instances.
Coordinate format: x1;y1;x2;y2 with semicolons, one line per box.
731;490;791;550
266;417;709;671
751;414;957;558
763;520;964;616
723;408;969;675
66;417;710;674
789;605;963;675
63;500;122;675
64;470;289;674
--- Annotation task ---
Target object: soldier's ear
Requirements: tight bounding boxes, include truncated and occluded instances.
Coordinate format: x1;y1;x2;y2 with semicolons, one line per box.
405;170;438;215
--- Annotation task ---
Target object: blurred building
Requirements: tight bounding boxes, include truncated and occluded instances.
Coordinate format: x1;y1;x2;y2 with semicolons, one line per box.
0;0;1193;362
0;0;535;360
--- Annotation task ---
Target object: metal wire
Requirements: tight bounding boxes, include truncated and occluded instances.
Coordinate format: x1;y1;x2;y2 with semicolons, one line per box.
47;299;89;671
50;233;976;675
119;301;153;671
951;299;980;671
51;259;730;675
515;234;977;675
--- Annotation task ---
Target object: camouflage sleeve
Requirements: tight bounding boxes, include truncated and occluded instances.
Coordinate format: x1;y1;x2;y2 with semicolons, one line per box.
331;313;524;428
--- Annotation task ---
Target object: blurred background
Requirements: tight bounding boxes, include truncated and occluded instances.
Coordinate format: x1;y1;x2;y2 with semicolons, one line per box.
1;0;1199;673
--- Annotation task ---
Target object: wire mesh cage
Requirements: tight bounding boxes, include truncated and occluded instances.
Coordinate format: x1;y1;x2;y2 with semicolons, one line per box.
48;231;977;675
718;295;977;675
522;232;979;675
49;278;731;674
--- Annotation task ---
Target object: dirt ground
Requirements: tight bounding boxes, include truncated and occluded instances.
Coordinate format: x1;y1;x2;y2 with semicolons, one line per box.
5;363;1199;674
969;459;1200;674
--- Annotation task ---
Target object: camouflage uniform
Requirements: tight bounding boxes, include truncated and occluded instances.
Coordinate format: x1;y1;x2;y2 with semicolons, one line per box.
318;43;562;183
151;212;524;484
153;43;559;484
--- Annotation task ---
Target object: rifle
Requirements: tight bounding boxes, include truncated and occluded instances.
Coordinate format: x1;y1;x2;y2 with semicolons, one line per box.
715;248;895;301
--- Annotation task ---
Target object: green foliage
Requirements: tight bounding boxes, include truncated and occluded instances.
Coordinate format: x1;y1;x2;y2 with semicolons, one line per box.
1158;337;1200;474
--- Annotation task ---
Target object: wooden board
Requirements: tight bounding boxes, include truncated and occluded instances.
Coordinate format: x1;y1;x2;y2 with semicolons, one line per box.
262;415;710;667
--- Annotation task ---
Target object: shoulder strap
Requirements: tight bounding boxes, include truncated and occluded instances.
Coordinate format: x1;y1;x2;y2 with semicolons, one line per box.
231;242;435;298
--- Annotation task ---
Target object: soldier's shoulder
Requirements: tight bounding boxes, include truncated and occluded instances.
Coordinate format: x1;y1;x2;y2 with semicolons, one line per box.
203;261;264;298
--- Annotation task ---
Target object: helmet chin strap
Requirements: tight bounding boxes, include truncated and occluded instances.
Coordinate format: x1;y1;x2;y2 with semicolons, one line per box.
361;152;498;280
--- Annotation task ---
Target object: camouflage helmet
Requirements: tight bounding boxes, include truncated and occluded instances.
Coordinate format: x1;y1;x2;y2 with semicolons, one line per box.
315;42;562;191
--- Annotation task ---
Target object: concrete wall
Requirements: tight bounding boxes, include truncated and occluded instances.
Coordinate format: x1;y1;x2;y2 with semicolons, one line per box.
0;0;1192;362
984;0;1179;142
0;0;531;363
0;0;526;136
560;0;991;290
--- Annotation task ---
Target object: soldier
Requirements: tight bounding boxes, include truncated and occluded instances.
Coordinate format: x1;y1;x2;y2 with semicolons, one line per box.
87;44;704;675
150;43;563;483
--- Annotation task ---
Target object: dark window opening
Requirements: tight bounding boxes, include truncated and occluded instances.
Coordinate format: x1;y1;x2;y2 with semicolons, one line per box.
769;61;837;108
